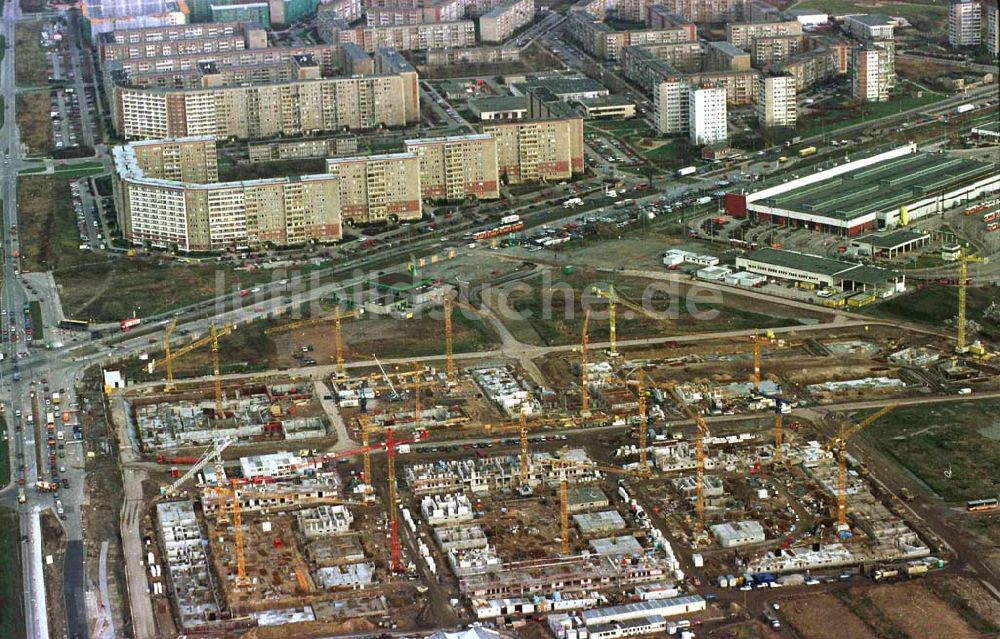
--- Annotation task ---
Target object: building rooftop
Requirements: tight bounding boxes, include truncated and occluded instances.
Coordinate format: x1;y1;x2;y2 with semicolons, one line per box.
758;152;997;222
573;510;626;533
711;519;765;543
708;40;749;56
468;96;528;114
512;75;608;98
856;228;929;249
846;13;894;26
742;248;900;283
590;535;644;557
578;94;636;107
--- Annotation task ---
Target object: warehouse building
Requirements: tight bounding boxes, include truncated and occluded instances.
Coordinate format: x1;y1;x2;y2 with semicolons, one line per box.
847;229;930;258
735;248;904;295
724;143;999;234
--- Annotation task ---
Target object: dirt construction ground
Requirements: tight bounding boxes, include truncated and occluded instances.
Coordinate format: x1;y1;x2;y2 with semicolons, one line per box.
779;593;877;639
863;580;980;638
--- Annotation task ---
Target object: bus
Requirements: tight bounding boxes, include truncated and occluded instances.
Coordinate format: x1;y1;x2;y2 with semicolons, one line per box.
967;498;998;512
59;319;90;331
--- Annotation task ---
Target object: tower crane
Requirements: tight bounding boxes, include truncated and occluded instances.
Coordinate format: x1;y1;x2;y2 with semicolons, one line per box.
750;329;775;393
670;390;711;533
580;310;591;417
160;436;234;497
484;412;576;482
264;308;361;376
955;247;988;353
211;323;224;419
541;458;661;554
386;426;403;573
163;319;177;391
147;323;235;390
623;370;652;474
591;285;671;358
824;404;896;533
773;399;784;464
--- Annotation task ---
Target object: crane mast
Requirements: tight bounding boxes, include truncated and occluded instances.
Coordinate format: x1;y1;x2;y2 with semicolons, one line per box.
637;375;648;474
386;426;403;573
580;310;591;417
164;319;177;391
444;297;455;380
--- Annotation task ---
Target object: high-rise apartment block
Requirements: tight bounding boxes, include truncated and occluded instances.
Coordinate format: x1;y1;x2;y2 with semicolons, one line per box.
688;85;728;145
851;41;892;102
725;20;801;49
479;0;535;43
114;137;342;251
988;0;1000;55
113;73;416;140
97;22;268;62
654;78;689;135
326;154;424;224
481;119;584;184
757;74;796;128
949;0;982;46
405;134;500;201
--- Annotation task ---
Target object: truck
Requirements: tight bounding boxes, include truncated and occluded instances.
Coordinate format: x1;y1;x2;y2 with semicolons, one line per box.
52;392;61;406
17;489;26;504
955;103;975;114
798;146;817;158
36;481;58;492
695;196;712;205
120;317;142;332
676;166;697;177
563;197;584;208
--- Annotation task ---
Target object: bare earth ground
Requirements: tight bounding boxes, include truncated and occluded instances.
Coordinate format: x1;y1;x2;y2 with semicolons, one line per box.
782;593;877;639
866;581;978;639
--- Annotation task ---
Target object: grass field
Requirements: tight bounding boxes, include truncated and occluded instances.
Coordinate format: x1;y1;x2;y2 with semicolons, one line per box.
0;508;25;639
0;416;9;488
866;285;999;334
864;400;1000;502
789;0;947;28
15;92;53;155
798;88;947;138
496;267;802;346
49;164;106;179
14;23;48;87
28;300;43;341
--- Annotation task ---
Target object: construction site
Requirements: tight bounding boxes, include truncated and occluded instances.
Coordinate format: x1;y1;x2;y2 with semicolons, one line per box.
106;240;1000;639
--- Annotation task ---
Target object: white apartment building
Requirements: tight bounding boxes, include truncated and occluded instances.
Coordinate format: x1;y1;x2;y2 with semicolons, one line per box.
851;41;892;102
654;78;690;135
688;85;727;146
986;0;999;54
949;0;981;46
757;74;796;128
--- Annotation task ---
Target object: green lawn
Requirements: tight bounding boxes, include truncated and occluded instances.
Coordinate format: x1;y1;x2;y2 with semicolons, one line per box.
0;508;25;639
28;301;43;341
798;89;948;138
17;166;45;175
49;165;106;179
864;401;1000;502
14;23;48;87
865;285;999;333
0;416;9;488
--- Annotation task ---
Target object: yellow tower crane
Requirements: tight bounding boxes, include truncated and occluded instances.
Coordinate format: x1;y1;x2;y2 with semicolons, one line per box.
624;370;652;475
580;310;591;417
955;247;988;354
671;391;711;533
750;329;775;393
148;323;235;390
543;459;661;555
264;308;361;376
163;319;177;391
591;285;672;358
211;323;224;419
824;404;897;532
